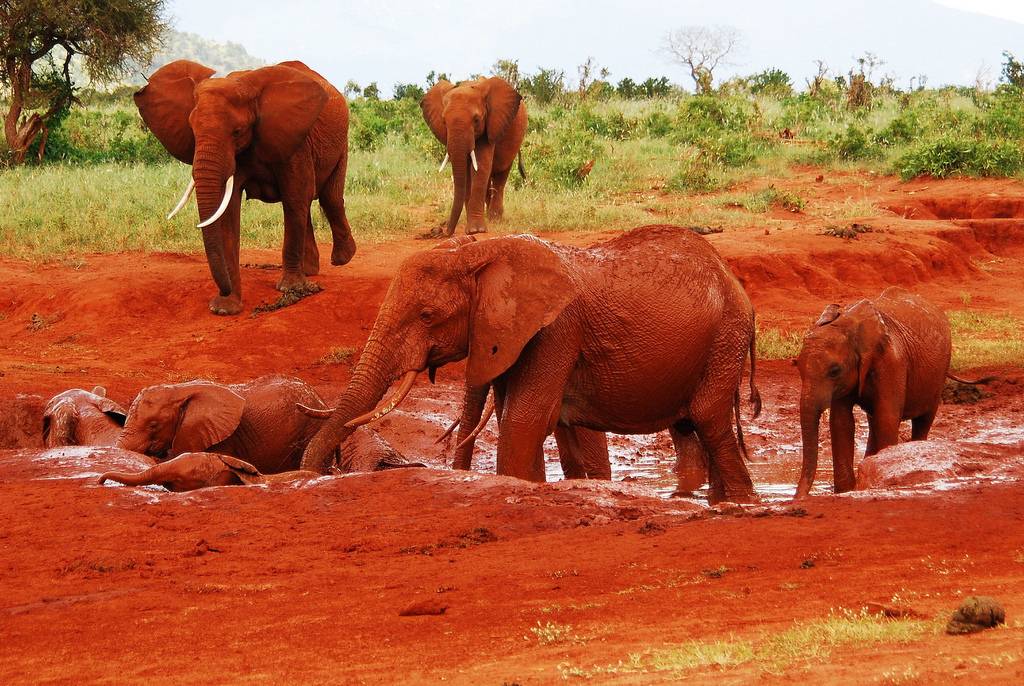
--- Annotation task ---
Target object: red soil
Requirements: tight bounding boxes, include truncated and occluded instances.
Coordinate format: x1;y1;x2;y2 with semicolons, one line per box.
1;172;1023;684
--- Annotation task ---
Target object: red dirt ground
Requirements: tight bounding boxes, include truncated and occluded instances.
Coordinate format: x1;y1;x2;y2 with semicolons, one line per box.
1;171;1023;684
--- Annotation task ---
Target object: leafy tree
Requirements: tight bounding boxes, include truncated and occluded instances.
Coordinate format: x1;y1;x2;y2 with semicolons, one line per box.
1;0;166;164
576;56;610;100
1001;51;1024;89
616;77;639;99
521;67;565;104
392;82;424;100
641;76;672;98
342;79;361;99
662;25;742;94
362;81;379;100
425;70;449;87
748;68;792;97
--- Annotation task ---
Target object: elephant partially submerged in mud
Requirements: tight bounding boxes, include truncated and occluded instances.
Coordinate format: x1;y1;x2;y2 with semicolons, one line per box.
302;225;761;504
43;387;127;448
796;287;994;498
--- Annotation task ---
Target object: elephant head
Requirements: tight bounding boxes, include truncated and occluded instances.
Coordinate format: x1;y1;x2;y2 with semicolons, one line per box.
795;300;889;496
421;77;522;234
301;236;575;472
134;60;329;300
42;387;127;448
116;381;246;460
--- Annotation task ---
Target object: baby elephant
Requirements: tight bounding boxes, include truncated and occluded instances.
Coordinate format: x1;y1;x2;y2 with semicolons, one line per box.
97;452;319;492
795;287;986;497
117;376;329;474
43;387;127;448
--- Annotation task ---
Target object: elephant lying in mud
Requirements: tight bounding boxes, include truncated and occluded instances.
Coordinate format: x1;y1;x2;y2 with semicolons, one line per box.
796;287;993;498
43;387;127;448
97;452;319;492
302;224;761;504
99;430;421;492
116;376;332;474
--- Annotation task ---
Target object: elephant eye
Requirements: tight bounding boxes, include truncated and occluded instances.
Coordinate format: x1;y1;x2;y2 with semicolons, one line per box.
419;308;435;324
232;127;242;138
827;364;842;378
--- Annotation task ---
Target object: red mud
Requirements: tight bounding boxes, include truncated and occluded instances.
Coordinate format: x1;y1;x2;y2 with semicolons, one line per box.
1;172;1023;684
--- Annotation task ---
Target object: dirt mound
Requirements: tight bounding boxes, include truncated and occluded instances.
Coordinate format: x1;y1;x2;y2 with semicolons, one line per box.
0;394;44;449
885;194;1024;220
855;439;1019;490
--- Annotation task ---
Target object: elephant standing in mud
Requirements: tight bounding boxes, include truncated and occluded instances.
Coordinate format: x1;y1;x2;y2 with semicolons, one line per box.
116;376;330;474
421;77;527;236
795;287;989;498
43;387;127;448
134;59;355;315
302;225;761;504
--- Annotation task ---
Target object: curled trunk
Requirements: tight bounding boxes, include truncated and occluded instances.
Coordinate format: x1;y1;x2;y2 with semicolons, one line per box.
300;339;400;473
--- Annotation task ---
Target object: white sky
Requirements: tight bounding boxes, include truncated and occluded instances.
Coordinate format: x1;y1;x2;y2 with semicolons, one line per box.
167;0;1024;92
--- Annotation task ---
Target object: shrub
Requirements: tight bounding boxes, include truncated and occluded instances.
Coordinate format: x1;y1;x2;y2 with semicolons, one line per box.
827;125;883;160
895;135;1024;180
666;159;726;194
748;68;794;98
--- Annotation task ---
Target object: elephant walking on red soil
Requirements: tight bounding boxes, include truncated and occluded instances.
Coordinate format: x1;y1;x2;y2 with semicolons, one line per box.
795;286;991;498
301;225;761;504
134;59;355;315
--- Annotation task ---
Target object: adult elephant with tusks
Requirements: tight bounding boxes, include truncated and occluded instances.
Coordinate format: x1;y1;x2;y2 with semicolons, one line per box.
134;59;355;315
301;225;762;504
421;76;527;236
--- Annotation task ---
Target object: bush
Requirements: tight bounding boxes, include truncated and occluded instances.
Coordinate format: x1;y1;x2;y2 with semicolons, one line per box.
748;68;793;98
827;125;883;160
523;116;603;189
895;135;1024;180
672;96;773;167
666;159;726;194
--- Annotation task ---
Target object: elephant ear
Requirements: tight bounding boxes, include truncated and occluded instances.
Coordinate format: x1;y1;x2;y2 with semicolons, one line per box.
484;77;522;142
134;60;215;163
459;237;576;387
243;65;329;162
95;395;128;426
171;384;246;455
814;303;843;326
853;303;890;396
421;80;454;144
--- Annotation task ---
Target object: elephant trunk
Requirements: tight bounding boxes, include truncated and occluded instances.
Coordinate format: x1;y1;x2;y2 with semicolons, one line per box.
98;464;164;487
192;140;234;296
796;392;825;498
445;134;473;236
300;338;404;473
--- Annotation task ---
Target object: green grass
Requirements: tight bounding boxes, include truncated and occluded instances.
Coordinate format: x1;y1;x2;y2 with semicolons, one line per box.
560;609;936;679
757;327;804;360
948;310;1024;369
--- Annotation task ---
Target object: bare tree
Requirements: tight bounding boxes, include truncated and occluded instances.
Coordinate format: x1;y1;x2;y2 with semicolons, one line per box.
662;25;742;94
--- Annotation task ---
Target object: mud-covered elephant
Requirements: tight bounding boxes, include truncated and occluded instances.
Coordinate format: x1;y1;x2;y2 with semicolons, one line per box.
134;59;355;315
97;452;319;492
795;287;986;498
302;224;761;503
43;387;127;448
116;376;330;474
421;77;527;236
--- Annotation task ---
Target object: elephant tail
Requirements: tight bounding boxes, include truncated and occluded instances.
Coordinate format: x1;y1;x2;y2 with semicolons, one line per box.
748;322;762;418
946;372;997;385
734;389;750;462
517;151;527;180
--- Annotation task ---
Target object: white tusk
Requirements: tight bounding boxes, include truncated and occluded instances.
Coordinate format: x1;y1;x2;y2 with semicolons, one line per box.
453;393;495;452
166;179;195;220
438;152;449;172
344;370;418;428
470;149;478;172
196;175;234;229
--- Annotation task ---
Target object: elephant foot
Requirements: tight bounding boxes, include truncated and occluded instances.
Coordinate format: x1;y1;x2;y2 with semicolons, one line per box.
466;227;488;236
276;271;309;292
710;490;761;506
302;254;320;277
418;225;453;240
209;294;242;316
330;233;357;266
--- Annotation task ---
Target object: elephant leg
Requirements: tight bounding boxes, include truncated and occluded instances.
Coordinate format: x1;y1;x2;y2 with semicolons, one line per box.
866;395;902;456
278;196;313;291
911;408;937;441
452;384;490;471
466;146;495;234
319;161;356;266
487;167;511;221
829;399;857;493
302;207;320;276
670;421;708;495
554;426;610;480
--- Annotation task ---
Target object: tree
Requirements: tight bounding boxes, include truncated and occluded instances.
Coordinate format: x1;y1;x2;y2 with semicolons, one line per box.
662;25;742;94
521;67;565;104
392;82;424;100
1001;51;1024;89
342;79;362;99
362;82;379;100
576;56;610;100
490;58;520;88
1;0;166;164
